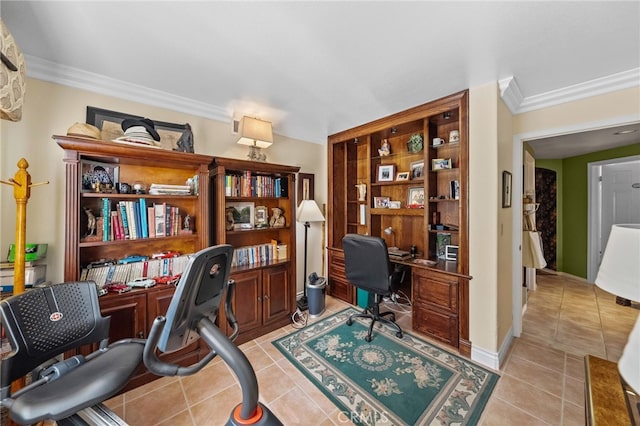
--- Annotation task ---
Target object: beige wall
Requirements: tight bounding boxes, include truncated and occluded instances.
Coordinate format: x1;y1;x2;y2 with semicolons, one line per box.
513;87;640;135
0;78;327;295
468;82;500;353
497;93;514;348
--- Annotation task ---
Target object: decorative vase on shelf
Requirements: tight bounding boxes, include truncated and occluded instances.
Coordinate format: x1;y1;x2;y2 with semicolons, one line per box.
407;133;423;153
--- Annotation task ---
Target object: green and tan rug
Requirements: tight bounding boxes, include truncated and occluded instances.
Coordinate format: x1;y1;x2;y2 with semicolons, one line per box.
273;308;499;425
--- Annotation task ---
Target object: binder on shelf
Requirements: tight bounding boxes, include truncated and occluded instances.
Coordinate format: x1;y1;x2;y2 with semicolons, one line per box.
139;198;149;238
102;198;110;242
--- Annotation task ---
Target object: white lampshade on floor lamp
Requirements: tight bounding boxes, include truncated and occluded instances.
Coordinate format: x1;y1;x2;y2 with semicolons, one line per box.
296;200;325;311
595;224;640;395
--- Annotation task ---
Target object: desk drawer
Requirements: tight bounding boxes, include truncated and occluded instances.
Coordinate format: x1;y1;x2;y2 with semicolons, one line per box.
412;302;458;346
412;268;459;314
328;250;355;304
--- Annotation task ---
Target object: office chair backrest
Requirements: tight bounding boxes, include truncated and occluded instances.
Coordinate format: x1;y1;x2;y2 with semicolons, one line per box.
0;281;110;389
342;234;393;294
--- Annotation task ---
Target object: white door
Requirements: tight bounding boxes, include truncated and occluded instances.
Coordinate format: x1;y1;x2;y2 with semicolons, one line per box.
600;159;640;259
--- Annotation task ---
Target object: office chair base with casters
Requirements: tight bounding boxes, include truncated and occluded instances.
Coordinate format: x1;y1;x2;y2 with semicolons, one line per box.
347;293;403;342
342;234;406;342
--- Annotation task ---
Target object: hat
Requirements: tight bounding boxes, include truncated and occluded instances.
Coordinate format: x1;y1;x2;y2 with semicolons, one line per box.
121;118;160;141
67;122;101;139
114;125;160;147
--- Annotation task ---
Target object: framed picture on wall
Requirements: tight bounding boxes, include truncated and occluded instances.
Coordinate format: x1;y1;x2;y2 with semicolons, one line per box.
297;173;315;206
502;171;512;208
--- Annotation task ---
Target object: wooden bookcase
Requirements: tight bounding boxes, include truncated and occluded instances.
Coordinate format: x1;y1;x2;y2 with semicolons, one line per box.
327;90;472;354
209;157;300;345
55;135;213;388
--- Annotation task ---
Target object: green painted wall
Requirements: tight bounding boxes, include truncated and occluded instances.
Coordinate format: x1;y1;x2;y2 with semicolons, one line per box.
535;159;563;270
562;143;640;278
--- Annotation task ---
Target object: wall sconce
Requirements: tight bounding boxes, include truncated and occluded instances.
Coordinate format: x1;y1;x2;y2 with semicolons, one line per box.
236;116;273;162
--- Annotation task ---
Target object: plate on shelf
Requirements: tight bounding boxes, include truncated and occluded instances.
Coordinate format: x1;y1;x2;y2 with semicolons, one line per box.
407;133;423;153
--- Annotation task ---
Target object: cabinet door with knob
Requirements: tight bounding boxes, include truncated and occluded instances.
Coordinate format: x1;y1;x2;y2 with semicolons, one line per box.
221;265;291;345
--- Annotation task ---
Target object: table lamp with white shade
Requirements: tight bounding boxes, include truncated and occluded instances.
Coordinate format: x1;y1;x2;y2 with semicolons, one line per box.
595;224;640;395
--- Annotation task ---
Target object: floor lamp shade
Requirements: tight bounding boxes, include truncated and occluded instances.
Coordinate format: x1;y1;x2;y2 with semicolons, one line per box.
296;200;324;310
297;200;325;224
594;224;640;393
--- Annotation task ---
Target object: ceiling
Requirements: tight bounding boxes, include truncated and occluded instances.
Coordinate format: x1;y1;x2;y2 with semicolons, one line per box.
2;1;640;156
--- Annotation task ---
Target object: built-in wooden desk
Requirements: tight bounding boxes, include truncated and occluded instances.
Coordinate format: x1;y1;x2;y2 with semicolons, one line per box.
584;355;632;425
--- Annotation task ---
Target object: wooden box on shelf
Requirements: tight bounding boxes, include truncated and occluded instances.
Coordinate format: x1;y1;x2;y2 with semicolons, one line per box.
209;157;300;345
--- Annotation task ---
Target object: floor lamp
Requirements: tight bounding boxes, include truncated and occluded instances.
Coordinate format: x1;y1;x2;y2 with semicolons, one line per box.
296;200;325;311
595;224;640;400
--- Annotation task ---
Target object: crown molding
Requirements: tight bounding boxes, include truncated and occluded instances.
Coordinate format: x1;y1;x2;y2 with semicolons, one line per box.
498;76;523;114
26;55;639;122
25;54;229;122
500;68;640;115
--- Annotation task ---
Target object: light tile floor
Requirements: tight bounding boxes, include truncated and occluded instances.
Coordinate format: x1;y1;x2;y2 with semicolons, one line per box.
105;272;638;425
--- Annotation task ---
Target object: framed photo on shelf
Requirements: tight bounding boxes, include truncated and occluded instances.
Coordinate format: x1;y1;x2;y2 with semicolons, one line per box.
396;171;410;181
254;205;269;228
81;160;119;193
373;196;390;208
388;200;401;209
407;187;425;206
227;202;255;230
410;161;424;180
86;106;188;151
432;158;452;170
377;164;396;182
502;170;512;208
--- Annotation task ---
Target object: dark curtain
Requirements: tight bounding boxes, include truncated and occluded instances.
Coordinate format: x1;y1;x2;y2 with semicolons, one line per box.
535;167;557;270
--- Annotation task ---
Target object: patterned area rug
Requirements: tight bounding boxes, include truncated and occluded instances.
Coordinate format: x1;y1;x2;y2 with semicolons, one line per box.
273;308;499;425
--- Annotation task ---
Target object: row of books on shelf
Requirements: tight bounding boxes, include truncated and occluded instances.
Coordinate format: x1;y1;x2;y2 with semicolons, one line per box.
97;199;191;242
231;242;287;267
225;172;288;198
80;254;192;288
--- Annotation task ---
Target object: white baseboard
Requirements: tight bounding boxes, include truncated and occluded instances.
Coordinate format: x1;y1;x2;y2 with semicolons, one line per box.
471;327;514;371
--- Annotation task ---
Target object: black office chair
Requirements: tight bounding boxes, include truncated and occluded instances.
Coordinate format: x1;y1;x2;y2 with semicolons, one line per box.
1;245;281;426
0;281;145;424
342;233;406;341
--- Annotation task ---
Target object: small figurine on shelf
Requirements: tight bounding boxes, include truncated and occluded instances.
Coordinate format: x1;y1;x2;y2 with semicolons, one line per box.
225;207;235;231
355;183;366;202
378;139;391;156
83;206;96;237
270;207;286;228
183;215;192;232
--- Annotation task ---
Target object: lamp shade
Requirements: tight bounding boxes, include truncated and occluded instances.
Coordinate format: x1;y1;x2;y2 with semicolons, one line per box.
619;316;640;393
595;224;640;302
297;200;324;223
236;116;273;148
